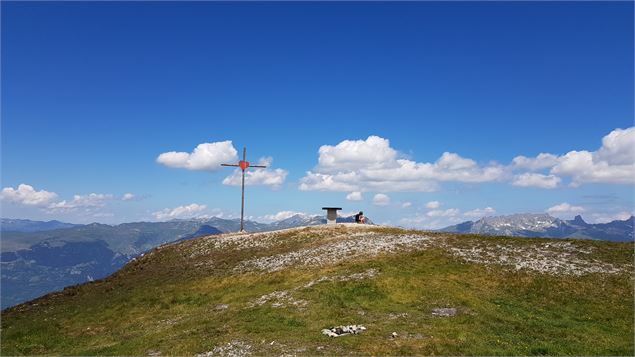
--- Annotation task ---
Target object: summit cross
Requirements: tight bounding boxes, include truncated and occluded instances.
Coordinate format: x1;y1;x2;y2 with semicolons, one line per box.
221;147;267;232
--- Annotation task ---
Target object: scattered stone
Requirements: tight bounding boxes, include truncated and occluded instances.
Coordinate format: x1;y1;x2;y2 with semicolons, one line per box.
246;269;378;311
391;332;398;338
215;304;229;310
158;317;181;325
147;350;161;356
321;325;367;337
448;241;623;276
237;234;432;273
195;340;252;357
303;268;379;289
248;290;307;309
388;312;408;319
411;333;424;340
432;308;457;317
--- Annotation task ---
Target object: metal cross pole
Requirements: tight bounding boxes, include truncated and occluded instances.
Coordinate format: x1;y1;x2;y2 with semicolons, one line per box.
221;147;267;232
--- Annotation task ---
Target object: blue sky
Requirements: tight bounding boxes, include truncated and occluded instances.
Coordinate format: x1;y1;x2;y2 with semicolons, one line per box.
1;1;633;228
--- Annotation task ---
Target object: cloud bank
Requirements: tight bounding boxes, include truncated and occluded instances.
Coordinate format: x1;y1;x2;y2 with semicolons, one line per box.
513;127;635;187
47;193;114;212
152;203;207;220
0;184;58;206
299;136;504;193
300;127;634;192
221;157;288;188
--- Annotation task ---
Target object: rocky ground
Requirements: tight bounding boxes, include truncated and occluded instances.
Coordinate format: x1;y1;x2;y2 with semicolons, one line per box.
175;223;626;276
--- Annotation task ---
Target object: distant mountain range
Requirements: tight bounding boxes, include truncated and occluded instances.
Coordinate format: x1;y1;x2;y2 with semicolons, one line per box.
440;214;634;242
0;214;369;309
1;218;81;232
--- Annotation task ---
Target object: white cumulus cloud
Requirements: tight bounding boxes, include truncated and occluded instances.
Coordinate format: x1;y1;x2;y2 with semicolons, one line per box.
372;193;391;206
299;171;376;192
260;211;310;223
425;201;441;209
299;136;504;192
516;127;635;186
1;184;58;206
546;202;585;217
401;201;412;208
464;207;496;218
317;135;398;173
427;208;460;217
400;210;463;230
222;157;288;188
157;140;238;171
551;149;634;186
300;127;634;193
346;191;363;201
587;211;634;224
122;193;136;201
512;153;560;171
222;169;288;188
512;173;561;189
47;193;114;212
152;203;207;220
595;127;635;165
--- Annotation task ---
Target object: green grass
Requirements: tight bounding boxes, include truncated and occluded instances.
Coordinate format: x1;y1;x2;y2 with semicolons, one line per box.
1;227;633;356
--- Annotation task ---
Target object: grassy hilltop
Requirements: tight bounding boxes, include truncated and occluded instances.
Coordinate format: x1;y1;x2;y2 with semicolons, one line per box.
1;224;633;356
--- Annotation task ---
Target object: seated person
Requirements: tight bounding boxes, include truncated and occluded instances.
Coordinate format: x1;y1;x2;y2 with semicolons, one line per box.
354;211;366;224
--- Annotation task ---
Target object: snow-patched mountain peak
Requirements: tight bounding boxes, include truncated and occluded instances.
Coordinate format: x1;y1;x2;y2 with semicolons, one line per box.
274;214;322;226
478;213;561;231
441;213;634;242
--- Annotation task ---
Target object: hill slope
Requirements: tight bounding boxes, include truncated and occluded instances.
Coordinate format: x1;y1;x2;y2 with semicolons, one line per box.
0;215;370;309
1;225;633;355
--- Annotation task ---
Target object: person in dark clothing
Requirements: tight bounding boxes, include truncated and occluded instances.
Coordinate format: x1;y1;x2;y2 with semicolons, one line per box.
354;211;365;224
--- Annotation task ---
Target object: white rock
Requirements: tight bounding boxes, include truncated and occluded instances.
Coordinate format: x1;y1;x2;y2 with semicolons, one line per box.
322;325;367;337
